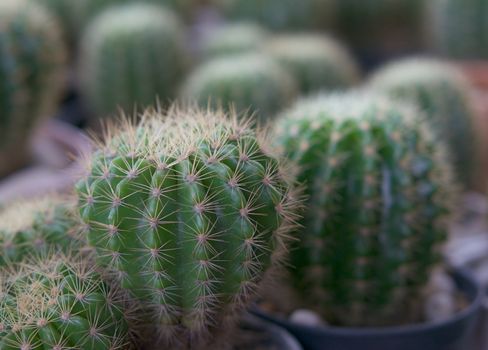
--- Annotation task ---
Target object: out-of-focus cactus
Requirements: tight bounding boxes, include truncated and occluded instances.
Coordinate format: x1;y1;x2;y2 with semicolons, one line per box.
79;3;188;118
182;54;297;123
0;0;66;177
370;58;477;187
267;34;360;94
75;107;300;348
274;93;455;326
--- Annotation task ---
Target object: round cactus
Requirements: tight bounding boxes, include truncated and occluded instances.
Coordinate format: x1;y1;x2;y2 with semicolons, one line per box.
182;54;297;123
370;58;477;187
201;22;268;60
267;34;360;94
0;0;66;177
274;93;455;326
75;107;300;347
79;3;188;118
0;252;134;349
0;196;81;267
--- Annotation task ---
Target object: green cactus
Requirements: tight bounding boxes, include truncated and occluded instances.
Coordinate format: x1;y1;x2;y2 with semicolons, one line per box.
0;196;82;267
0;0;66;177
274;93;455;326
0;252;134;349
267;34;360;95
75;107;300;347
79;3;188;118
182;54;297;123
370;58;477;187
201;22;268;60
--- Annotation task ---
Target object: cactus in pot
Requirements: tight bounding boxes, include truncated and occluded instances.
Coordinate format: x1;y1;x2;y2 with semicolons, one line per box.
369;58;477;188
75;107;301;348
274;93;455;326
181;54;297;123
79;3;188;119
0;0;66;177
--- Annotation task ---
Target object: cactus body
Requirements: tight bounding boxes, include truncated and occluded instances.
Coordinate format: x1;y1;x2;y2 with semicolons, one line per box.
274;94;454;326
0;0;66;176
370;58;477;187
182;54;297;123
80;3;188;118
267;34;360;94
76;108;299;347
0;253;132;349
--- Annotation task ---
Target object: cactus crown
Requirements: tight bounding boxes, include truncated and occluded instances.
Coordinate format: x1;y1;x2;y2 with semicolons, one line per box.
76;107;301;348
274;93;455;327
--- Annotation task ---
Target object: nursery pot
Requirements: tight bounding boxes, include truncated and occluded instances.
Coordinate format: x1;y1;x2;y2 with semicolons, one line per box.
253;269;483;350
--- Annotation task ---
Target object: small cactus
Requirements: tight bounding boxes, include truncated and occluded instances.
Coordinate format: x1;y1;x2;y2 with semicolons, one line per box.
0;252;134;349
181;54;297;123
274;93;455;326
79;3;188;118
75;107;300;348
0;0;66;176
370;58;477;187
267;34;360;94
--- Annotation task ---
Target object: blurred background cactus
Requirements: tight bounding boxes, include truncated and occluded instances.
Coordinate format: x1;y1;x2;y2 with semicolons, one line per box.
0;0;66;177
79;3;188;120
274;93;455;326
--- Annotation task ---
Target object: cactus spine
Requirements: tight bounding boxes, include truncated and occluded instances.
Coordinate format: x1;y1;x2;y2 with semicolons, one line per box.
267;34;360;94
75;108;300;348
80;3;188;118
0;0;66;176
274;93;455;326
182;54;297;123
370;58;477;187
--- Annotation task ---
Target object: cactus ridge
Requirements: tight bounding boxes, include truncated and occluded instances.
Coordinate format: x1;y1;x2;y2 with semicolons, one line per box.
76;107;300;347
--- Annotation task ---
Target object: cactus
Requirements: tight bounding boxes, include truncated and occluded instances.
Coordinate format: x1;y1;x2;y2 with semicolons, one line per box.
267;34;360;95
0;252;134;349
274;93;455;326
201;22;268;60
0;0;66;177
370;58;477;187
79;3;188;118
75;107;300;348
427;0;488;59
182;54;297;123
0;196;81;267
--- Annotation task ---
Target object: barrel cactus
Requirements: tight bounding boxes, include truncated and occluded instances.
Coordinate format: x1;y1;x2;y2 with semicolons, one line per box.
182;54;297;123
79;3;188;118
370;58;477;187
267;34;360;94
0;253;134;349
0;0;66;177
75;107;300;347
274;93;455;326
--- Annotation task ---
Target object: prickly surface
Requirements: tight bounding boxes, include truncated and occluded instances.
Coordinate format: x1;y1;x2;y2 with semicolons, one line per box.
274;94;455;326
182;54;297;123
0;253;133;349
76;108;300;348
80;3;188;118
267;34;360;94
370;58;477;187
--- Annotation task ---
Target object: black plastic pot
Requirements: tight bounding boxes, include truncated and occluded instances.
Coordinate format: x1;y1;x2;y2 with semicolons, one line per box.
253;269;483;350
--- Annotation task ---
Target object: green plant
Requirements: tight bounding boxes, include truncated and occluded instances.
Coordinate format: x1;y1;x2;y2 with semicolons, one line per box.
182;54;297;123
75;107;300;348
79;3;188;118
370;58;477;187
267;34;360;94
274;93;455;327
0;0;66;177
0;252;133;349
427;0;488;59
201;22;268;60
